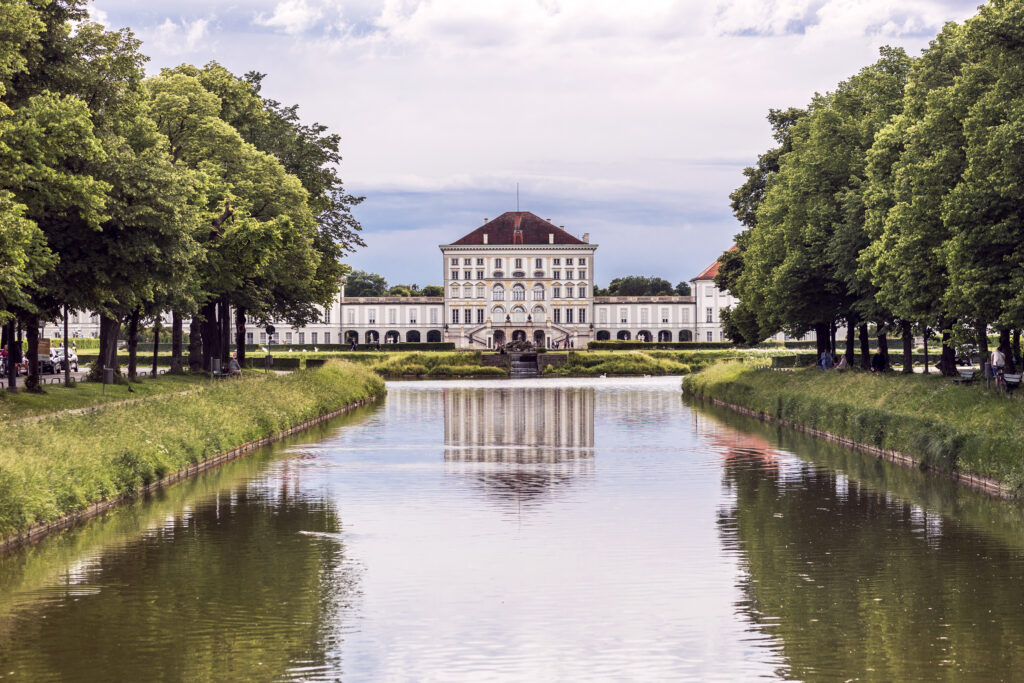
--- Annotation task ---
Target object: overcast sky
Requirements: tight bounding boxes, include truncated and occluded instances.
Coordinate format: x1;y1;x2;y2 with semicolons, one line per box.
92;0;981;288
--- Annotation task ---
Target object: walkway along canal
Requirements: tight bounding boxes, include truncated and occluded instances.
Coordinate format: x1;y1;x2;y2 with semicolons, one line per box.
1;377;1024;680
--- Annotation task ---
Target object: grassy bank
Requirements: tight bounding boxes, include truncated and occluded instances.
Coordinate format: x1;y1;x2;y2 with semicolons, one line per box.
0;361;383;539
683;363;1024;492
0;374;209;422
543;350;692;375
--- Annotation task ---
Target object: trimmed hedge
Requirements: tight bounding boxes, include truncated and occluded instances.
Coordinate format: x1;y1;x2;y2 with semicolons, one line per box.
588;341;736;351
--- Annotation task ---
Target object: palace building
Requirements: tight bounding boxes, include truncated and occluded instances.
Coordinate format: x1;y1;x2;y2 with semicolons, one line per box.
44;211;741;347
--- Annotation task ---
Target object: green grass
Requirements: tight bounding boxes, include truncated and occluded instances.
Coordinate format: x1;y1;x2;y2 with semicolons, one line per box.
0;360;383;539
0;374;209;421
683;362;1024;492
543;350;692;375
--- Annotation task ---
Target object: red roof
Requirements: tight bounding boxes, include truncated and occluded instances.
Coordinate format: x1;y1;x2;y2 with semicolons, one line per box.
693;245;736;281
449;212;586;246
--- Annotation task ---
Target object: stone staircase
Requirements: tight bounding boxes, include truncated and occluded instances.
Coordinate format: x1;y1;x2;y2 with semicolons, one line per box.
510;353;539;378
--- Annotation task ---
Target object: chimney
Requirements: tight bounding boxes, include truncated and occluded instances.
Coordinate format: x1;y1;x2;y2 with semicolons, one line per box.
582;233;590;243
548;233;554;244
483;233;488;244
484;218;488;222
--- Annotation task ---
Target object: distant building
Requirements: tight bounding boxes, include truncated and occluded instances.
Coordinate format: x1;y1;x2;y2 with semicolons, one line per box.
44;211;752;346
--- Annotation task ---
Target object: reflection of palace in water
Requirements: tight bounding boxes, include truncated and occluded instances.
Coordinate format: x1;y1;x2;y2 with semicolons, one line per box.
444;386;594;462
436;386;595;509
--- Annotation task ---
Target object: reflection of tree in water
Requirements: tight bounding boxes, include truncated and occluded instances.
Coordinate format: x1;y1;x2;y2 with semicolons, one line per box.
715;427;1024;682
0;463;358;681
443;385;595;510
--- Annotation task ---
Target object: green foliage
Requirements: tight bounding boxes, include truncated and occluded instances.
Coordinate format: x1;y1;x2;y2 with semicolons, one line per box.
599;276;677;297
0;361;383;538
683;362;1024;491
588;340;736;350
343;270;388;297
543;351;690;376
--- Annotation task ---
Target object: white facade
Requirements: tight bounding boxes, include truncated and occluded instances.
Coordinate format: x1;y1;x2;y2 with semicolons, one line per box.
43;212;745;347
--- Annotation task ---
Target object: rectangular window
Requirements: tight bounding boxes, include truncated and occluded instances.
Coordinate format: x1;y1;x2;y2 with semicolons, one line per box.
553;258;561;266
579;258;586;266
324;332;330;344
451;258;458;266
620;308;628;324
451;271;458;280
477;270;484;279
430;309;438;324
464;258;471;265
311;332;318;344
553;270;561;280
246;332;254;344
388;309;396;324
323;308;331;324
706;307;713;323
599;309;608;324
368;310;376;324
260;332;267;344
566;258;574;265
464;309;472;324
476;258;483;266
554;308;561;323
477;308;484;324
579;270;587;279
566;309;574;324
535;258;542;269
661;308;669;323
566;270;573;280
515;258;522;269
452;309;459;324
579;286;586;298
347;309;355;324
707;331;713;342
285;332;293;343
681;308;690;323
553;287;561;298
464;270;471;280
410;309;417;324
641;309;649;324
566;287;573;298
579;308;586;323
495;258;502;268
298;332;305;344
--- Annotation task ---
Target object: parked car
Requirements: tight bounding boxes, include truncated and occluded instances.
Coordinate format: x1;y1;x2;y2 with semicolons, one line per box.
51;348;79;372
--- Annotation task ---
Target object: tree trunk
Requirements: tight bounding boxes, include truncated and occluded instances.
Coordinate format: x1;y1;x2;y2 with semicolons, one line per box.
97;316;122;382
219;297;231;364
199;300;219;373
127;310;139;380
830;321;837;356
152;315;161;377
879;329;890;370
978;325;989;374
939;329;957;377
1000;328;1015;373
844;317;856;366
1014;329;1022;370
859;323;870;370
25;315;41;392
171;312;184;373
63;306;71;387
814;322;829;360
188;316;203;372
5;321;16;393
235;306;247;366
901;321;913;374
923;329;929;374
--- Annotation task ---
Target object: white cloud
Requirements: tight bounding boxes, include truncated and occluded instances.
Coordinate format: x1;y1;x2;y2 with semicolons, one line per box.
98;0;982;283
256;0;325;34
151;17;211;54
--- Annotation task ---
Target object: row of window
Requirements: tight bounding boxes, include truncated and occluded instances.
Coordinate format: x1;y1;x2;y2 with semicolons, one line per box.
449;269;588;280
344;308;442;326
592;307;706;324
449;284;588;300
251;331;333;345
450;257;586;268
449;306;589;325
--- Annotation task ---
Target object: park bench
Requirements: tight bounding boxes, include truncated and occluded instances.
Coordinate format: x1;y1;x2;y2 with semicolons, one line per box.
1005;373;1022;390
952;368;976;384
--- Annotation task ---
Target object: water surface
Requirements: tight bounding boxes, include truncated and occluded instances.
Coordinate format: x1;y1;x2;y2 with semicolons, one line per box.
2;377;1024;681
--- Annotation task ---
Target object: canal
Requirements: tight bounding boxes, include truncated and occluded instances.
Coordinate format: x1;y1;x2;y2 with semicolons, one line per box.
2;377;1024;681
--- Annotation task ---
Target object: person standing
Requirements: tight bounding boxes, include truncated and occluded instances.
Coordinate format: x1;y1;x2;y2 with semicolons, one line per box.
820;349;833;371
991;346;1007;380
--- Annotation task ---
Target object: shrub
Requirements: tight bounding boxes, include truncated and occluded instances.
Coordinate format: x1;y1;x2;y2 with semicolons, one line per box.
588;340;735;351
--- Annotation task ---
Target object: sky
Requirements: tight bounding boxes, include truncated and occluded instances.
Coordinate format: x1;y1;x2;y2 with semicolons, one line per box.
90;0;983;288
